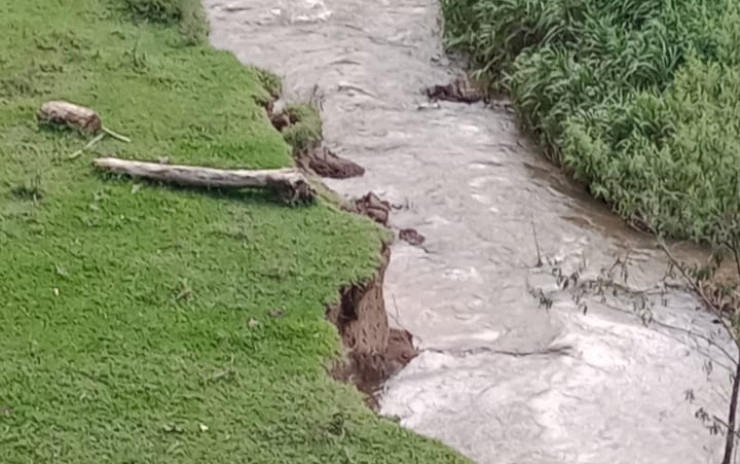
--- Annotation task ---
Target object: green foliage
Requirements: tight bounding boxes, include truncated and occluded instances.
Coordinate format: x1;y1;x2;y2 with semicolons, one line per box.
0;1;469;463
442;0;740;242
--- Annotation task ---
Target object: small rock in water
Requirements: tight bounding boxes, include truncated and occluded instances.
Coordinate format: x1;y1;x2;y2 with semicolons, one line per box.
399;228;426;246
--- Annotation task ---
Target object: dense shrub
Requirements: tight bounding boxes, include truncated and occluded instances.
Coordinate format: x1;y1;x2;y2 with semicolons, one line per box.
442;0;740;242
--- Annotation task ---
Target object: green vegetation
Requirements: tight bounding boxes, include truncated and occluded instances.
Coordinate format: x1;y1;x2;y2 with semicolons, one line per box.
0;0;468;462
442;0;740;243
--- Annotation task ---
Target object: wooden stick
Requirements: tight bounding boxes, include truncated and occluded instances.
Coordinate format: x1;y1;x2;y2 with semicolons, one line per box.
93;157;315;205
38;101;102;133
69;133;106;159
102;126;132;143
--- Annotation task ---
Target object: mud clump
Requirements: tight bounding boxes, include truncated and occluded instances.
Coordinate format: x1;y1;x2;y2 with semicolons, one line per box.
426;77;485;104
327;245;417;406
268;104;365;179
399;228;425;246
296;144;365;179
270;111;298;132
345;192;391;226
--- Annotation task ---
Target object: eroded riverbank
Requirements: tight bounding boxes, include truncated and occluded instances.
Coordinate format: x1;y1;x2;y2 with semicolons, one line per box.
205;0;731;462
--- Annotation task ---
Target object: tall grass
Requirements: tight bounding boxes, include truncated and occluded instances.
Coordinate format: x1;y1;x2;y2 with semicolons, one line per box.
120;0;208;44
442;0;740;242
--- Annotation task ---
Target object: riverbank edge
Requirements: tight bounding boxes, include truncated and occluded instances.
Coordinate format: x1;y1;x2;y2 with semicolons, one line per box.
261;96;420;408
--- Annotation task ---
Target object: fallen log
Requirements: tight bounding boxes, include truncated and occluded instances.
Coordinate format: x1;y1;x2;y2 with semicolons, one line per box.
93;157;315;205
38;101;102;133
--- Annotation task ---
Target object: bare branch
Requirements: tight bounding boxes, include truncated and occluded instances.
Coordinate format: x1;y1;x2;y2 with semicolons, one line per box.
658;238;740;349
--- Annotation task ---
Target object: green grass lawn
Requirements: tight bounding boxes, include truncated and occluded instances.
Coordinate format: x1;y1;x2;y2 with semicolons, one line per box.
0;1;468;462
442;0;740;243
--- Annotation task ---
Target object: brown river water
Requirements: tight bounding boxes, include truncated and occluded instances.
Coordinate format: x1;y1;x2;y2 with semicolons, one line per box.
204;0;733;462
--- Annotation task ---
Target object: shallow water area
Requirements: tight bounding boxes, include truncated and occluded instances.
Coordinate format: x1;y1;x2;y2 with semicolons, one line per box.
205;0;732;462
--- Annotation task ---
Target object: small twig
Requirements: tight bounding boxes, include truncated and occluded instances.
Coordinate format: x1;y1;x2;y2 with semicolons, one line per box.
102;126;132;143
390;293;423;346
69;132;106;159
532;221;542;267
664;327;736;369
637;312;737;367
659;238;740;349
713;415;740;440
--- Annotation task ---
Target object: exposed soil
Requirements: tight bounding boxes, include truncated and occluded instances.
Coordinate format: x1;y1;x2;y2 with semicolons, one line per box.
269;110;299;132
327;244;417;407
296;144;365;179
344;192;391;226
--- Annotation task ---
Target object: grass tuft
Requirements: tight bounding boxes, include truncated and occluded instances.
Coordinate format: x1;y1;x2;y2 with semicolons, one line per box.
120;0;209;44
282;103;323;152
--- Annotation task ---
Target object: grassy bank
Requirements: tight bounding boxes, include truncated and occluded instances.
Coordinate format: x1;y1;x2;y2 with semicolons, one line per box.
442;0;740;243
0;1;467;462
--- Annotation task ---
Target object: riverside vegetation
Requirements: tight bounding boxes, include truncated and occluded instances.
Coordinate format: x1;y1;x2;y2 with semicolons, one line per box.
0;0;468;462
442;0;740;244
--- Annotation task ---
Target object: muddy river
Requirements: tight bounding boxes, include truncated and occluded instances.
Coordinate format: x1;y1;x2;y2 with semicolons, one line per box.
204;0;733;462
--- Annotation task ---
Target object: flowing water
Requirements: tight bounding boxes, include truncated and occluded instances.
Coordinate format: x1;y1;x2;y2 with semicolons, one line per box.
204;1;733;462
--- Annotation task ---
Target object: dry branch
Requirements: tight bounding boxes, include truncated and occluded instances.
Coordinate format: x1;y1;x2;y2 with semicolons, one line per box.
94;157;315;205
658;239;740;348
38;101;102;133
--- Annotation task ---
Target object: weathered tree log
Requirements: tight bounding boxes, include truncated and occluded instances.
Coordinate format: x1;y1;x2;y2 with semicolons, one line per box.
93;157;315;205
38;101;102;133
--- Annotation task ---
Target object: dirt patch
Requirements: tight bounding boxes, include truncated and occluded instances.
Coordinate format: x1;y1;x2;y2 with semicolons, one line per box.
399;228;425;246
270;110;299;132
327;244;417;407
296;144;365;179
344;192;391;226
426;77;485;104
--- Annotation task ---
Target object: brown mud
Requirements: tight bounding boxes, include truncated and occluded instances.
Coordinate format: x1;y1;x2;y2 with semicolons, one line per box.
327;244;417;407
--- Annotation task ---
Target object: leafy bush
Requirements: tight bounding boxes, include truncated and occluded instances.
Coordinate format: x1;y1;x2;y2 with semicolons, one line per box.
442;0;740;242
